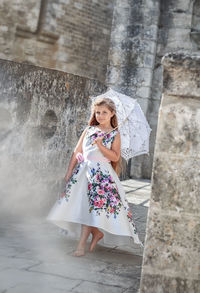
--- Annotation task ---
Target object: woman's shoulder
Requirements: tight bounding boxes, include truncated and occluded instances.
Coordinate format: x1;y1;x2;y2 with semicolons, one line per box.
110;128;119;136
86;125;95;133
84;125;96;137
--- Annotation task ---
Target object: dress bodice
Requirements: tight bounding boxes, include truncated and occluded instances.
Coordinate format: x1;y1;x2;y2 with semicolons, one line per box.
82;126;118;163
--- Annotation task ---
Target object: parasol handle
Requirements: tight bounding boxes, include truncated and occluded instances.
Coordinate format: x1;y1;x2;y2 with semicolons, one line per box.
92;117;128;146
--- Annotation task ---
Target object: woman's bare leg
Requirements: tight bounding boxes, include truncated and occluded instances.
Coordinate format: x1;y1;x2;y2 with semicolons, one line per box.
73;225;92;257
89;227;104;252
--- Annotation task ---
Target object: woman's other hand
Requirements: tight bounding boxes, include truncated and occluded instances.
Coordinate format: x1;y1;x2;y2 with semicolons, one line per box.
94;136;104;147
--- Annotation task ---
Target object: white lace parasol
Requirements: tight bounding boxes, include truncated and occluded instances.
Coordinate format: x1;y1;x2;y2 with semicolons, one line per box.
91;88;152;161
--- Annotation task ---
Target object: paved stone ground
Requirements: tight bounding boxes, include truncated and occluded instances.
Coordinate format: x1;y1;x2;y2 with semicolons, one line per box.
0;179;151;293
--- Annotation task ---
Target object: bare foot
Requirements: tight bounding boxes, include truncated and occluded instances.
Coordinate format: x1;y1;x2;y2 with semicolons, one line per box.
72;248;85;257
89;231;104;252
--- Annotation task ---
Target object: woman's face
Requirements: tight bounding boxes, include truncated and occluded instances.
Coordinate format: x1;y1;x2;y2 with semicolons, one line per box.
94;105;114;126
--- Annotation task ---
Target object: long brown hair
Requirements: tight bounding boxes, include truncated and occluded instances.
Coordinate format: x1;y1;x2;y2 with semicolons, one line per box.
89;97;122;175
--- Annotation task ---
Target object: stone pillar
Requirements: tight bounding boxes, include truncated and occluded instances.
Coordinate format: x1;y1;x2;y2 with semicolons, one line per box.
139;52;200;292
106;0;160;179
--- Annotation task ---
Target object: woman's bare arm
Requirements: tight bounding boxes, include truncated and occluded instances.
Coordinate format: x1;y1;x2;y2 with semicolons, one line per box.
95;132;121;162
65;128;87;181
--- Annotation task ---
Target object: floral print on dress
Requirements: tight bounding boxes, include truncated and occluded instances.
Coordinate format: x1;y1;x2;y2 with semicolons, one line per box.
59;164;81;203
126;209;137;234
85;126;117;147
121;195;138;234
87;163;122;218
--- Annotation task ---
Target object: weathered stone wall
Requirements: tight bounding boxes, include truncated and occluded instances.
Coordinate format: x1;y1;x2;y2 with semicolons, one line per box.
147;0;196;177
107;0;160;179
0;0;114;82
191;0;200;40
0;59;106;217
139;52;200;292
107;0;200;179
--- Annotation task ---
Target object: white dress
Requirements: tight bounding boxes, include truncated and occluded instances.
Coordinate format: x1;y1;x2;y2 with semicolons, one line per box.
47;126;143;247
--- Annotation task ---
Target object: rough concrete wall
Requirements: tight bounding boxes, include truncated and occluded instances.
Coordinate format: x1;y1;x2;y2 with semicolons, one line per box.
0;0;114;82
106;0;160;179
139;52;200;292
147;0;195;178
0;59;106;217
191;0;200;48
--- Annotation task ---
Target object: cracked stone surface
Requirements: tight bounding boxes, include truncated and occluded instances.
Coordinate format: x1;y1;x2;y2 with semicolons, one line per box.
0;179;150;293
